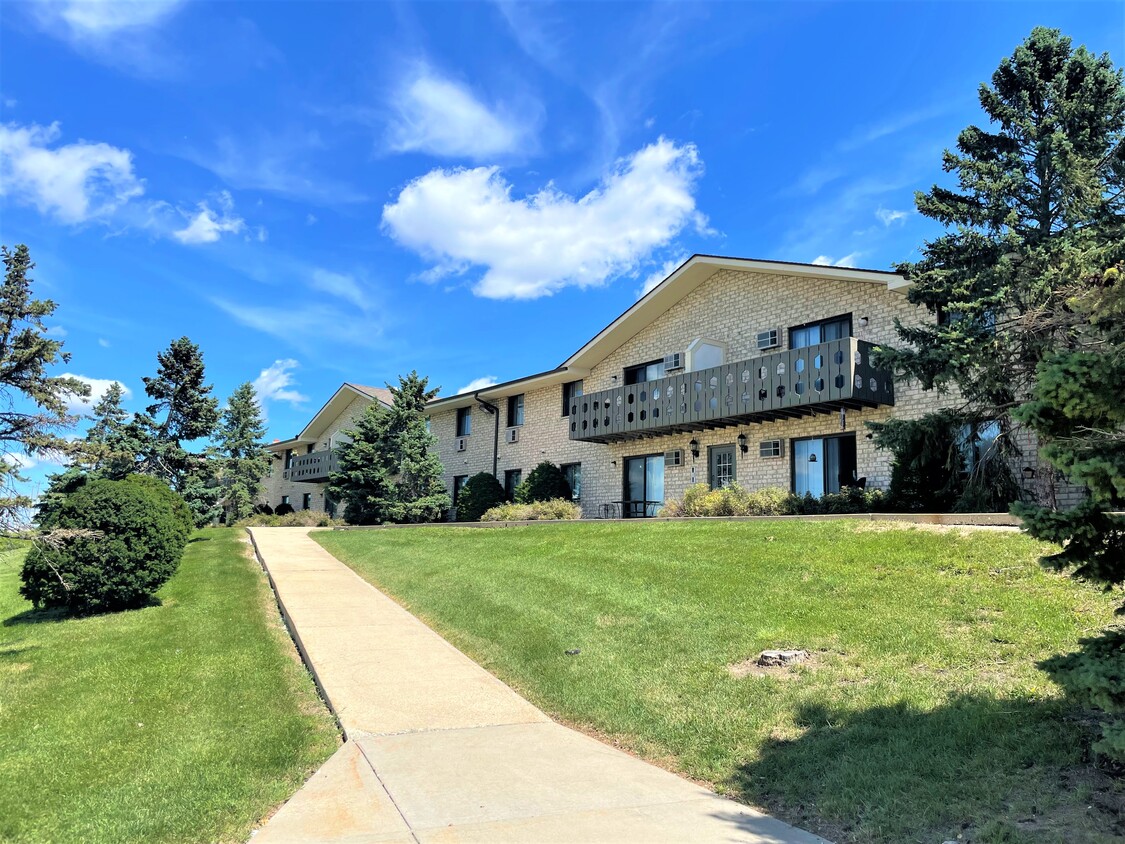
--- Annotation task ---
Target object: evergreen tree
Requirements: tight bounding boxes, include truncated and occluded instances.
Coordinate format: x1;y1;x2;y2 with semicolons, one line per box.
875;27;1125;509
215;382;270;523
82;381;139;478
134;337;219;490
0;245;88;534
327;371;450;524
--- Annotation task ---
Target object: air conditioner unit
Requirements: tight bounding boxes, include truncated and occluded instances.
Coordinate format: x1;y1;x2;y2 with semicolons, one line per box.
455;437;467;452
663;352;685;371
756;329;780;350
505;427;520;444
664;449;683;467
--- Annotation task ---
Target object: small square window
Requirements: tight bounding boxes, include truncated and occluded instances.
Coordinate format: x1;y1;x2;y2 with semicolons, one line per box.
759;440;783;459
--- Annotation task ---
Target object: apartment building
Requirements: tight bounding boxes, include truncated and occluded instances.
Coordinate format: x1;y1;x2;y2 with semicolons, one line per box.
261;254;1064;518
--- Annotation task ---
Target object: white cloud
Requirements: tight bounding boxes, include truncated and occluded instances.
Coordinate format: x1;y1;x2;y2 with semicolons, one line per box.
382;138;706;299
45;325;68;337
98;338;111;347
638;254;688;298
309;268;366;309
306;213;317;225
812;253;861;269
172;191;245;244
0;121;143;223
60;374;132;414
252;359;308;406
30;0;185;38
3;452;36;470
875;207;910;226
457;376;498;395
212;298;385;351
387;65;539;159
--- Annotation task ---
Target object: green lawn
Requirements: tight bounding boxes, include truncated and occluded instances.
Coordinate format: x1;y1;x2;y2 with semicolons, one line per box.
0;529;339;844
316;521;1123;844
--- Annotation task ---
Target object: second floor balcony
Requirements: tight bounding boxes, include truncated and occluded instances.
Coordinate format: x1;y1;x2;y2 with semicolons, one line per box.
568;337;894;444
284;449;339;483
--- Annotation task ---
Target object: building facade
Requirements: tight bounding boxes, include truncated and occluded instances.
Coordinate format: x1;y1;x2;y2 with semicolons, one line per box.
261;255;1070;518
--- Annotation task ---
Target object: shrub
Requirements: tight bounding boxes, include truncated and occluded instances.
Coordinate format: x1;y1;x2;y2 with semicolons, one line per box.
514;461;572;504
236;510;343;528
659;484;886;518
274;502;295;516
253;502;274;516
20;477;191;614
123;474;195;536
1039;629;1125;764
481;499;582;521
456;472;506;522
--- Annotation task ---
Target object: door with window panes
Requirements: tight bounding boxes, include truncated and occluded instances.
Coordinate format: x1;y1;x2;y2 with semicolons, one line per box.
709;445;736;490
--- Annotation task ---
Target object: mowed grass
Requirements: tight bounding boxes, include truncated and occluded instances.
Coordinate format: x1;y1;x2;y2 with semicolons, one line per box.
316;521;1123;844
0;529;339;844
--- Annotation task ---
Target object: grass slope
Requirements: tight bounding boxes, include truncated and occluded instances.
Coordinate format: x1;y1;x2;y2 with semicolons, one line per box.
0;529;338;844
316;521;1122;844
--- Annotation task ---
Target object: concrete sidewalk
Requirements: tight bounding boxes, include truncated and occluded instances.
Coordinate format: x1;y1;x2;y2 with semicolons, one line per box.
250;527;828;844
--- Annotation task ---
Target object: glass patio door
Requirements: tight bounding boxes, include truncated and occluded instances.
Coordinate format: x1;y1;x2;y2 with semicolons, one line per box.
793;438;826;497
624;455;664;517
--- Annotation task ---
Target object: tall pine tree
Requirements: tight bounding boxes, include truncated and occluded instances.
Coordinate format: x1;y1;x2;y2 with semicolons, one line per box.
875;27;1125;509
327;372;450;524
215;382;270;523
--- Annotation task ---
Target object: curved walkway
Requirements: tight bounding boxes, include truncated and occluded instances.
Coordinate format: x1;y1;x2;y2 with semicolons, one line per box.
250;527;829;844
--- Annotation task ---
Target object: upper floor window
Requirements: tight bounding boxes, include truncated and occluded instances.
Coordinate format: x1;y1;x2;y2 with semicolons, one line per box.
456;407;471;437
789;314;852;350
625;360;665;385
284;448;294;469
686;338;726;372
507;394;525;427
562;380;583;417
424;416;432;434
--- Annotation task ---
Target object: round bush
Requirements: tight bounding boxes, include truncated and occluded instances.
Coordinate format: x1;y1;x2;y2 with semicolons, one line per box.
456;472;506;522
514;461;571;504
121;474;195;536
20;477;192;614
274;502;295;516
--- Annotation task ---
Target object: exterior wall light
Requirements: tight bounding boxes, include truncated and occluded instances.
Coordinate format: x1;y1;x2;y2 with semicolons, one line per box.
737;432;748;454
689;438;700;459
1022;466;1036;480
858;316;869;327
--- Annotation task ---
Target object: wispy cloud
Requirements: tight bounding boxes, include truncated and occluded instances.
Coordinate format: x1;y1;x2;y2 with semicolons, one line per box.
386;64;540;160
875;207;911;226
0;121;143;224
172;190;246;244
211;298;386;351
309;268;366;309
60;374;132;414
839;103;952;152
812;253;861;269
457;376;498;395
638;254;688;298
382;138;707;299
252;359;307;405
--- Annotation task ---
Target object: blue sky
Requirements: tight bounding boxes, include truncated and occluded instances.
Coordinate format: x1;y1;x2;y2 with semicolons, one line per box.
1;0;1121;496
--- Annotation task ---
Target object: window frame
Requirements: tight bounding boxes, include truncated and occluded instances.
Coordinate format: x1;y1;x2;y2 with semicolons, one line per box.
507;394;525;428
561;462;582;501
788;313;853;350
504;468;523;501
452;474;469;506
456;407;472;437
302;493;312;510
562;380;583;417
624;359;666;385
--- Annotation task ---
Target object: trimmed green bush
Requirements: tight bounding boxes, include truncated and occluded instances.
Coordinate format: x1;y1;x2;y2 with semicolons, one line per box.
456;473;506;522
122;473;195;536
236;510;343;528
274;502;295;516
481;499;582;521
659;484;887;517
514;461;571;504
20;476;191;614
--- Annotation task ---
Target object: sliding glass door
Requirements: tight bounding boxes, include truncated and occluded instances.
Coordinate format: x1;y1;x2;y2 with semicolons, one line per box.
624;454;664;517
793;434;857;497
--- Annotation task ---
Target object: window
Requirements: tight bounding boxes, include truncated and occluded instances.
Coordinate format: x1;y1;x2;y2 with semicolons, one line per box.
792;434;857;497
623;454;664;517
562;380;583;416
760;439;783;458
504;469;523;500
456;407;471;437
507;394;525;427
284;448;294;469
561;463;582;500
686;338;726;372
624;360;666;385
302;493;312;510
424;416;431;434
958;420;1001;472
789;314;852;349
281;495;290;506
306;444;315;454
452;475;469;506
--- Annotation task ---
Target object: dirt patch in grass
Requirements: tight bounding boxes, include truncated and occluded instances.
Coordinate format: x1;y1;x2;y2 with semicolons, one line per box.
727;650;820;680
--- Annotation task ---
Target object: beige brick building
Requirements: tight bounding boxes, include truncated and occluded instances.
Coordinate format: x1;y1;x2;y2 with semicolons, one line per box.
260;255;1071;518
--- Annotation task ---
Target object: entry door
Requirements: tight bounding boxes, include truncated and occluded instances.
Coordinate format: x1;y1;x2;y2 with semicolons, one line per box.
624;455;664;517
793;438;825;497
709;445;736;490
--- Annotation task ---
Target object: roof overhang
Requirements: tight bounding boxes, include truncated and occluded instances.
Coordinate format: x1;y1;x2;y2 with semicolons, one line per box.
561;254;908;371
297;383;390;441
426;366;590;412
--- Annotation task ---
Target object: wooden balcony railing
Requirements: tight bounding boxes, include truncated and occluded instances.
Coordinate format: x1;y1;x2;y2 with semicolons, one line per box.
283;449;339;483
568;337;894;444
